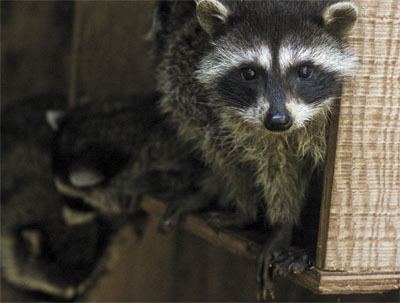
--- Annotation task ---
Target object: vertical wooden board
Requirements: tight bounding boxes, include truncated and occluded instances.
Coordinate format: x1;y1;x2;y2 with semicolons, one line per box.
204;241;256;301
1;1;72;104
320;0;400;272
69;1;155;107
68;2;180;300
85;219;178;302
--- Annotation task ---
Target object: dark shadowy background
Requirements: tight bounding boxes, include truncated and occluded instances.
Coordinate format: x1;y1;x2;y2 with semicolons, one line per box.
1;1;398;302
1;1;73;106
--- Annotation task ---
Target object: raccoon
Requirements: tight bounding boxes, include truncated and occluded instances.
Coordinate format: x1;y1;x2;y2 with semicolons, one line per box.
1;95;118;300
155;0;358;299
50;93;222;231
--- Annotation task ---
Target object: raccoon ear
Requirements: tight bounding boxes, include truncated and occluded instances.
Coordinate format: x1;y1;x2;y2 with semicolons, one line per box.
323;2;358;36
195;0;229;36
46;110;66;131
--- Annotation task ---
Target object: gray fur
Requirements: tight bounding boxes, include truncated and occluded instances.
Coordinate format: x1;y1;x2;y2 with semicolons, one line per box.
155;0;358;226
154;3;357;297
51;94;223;217
1;95;118;299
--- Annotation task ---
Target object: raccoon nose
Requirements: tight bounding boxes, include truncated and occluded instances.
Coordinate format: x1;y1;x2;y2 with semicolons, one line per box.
264;112;293;132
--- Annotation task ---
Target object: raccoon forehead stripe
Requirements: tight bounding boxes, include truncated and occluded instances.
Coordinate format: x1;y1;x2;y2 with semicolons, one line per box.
279;43;356;76
196;45;272;84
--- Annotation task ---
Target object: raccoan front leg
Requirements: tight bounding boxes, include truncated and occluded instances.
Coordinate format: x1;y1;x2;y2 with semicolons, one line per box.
257;224;312;301
158;193;213;233
256;166;314;300
204;210;254;229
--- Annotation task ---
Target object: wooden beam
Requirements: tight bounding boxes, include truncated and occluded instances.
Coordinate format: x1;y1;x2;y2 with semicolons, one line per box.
141;197;262;261
141;197;400;294
69;1;155;107
289;269;400;295
317;0;400;273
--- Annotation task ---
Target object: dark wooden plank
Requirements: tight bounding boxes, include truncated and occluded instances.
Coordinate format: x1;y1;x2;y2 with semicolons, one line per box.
316;102;341;269
2;1;72;104
141;197;263;261
141;197;400;295
69;1;155;106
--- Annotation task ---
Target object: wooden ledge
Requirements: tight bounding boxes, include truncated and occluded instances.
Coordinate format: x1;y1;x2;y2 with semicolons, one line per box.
141;196;263;260
287;269;400;295
140;197;400;295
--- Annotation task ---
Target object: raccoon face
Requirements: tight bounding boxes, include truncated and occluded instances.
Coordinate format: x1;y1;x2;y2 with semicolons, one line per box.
195;0;358;133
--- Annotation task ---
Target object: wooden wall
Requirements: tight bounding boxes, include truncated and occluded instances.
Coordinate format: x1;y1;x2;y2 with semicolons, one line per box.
317;0;400;276
68;0;155;107
1;1;73;105
1;0;399;301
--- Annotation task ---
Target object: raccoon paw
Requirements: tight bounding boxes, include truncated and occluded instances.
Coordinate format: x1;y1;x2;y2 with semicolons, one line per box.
205;211;249;229
257;245;277;301
158;195;213;234
271;247;311;277
157;201;185;233
257;245;312;301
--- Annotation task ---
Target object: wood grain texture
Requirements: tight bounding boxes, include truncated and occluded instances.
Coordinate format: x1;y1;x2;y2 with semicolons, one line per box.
318;0;400;273
2;2;72;105
66;0;400;296
69;1;155;105
288;269;400;295
141;197;263;261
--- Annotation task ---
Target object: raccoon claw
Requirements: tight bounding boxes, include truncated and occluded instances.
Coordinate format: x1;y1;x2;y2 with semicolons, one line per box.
157;217;178;234
157;202;184;234
257;248;276;301
272;247;311;276
257;246;312;301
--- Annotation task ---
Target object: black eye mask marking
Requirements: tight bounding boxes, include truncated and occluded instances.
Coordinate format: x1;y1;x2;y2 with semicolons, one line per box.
215;59;341;111
289;63;341;104
217;65;266;109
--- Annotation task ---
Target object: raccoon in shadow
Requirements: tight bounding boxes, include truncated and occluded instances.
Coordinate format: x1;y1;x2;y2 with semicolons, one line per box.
50;93;225;230
1;95;121;300
153;0;358;298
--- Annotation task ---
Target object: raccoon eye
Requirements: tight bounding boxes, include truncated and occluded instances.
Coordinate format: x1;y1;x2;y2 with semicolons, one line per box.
298;64;313;79
241;68;257;81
